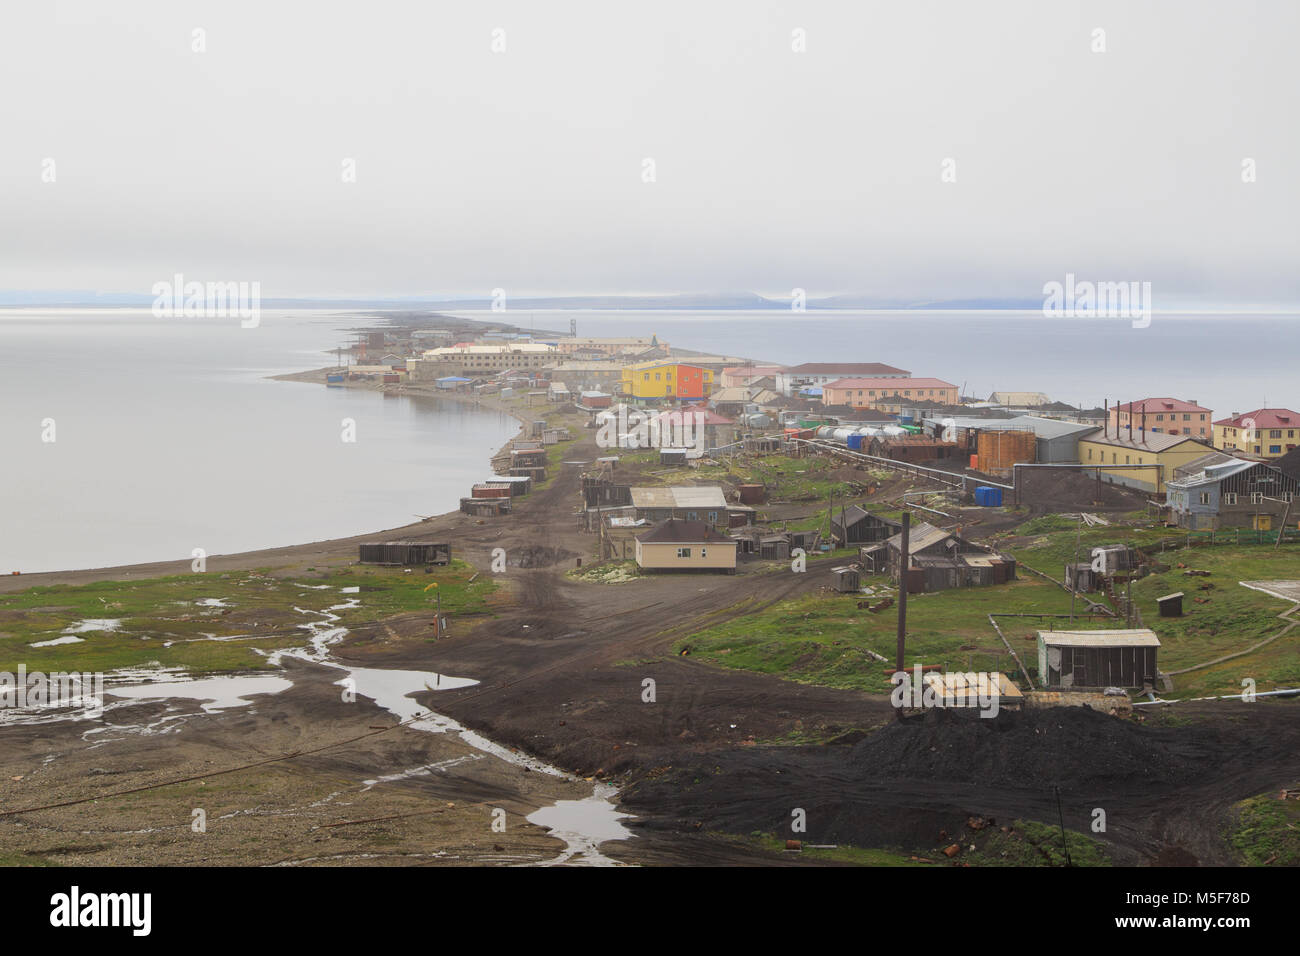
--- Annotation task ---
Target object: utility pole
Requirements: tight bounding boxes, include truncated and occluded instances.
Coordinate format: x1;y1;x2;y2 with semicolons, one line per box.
895;512;910;676
425;582;442;639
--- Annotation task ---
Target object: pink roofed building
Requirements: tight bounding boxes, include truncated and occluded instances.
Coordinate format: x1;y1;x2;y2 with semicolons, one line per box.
822;377;958;409
1108;398;1213;440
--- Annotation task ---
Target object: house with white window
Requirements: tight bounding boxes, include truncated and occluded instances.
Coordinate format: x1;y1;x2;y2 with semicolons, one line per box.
634;519;737;573
1165;454;1299;531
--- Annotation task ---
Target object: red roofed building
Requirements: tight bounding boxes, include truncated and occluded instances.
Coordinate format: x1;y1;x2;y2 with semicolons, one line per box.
1108;398;1213;440
822;377;958;409
775;362;910;395
1214;408;1300;461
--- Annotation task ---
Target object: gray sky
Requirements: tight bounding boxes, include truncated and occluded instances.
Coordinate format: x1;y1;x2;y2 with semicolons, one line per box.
2;0;1296;305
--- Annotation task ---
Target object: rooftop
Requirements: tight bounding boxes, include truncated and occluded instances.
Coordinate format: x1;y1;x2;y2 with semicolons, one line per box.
785;362;910;376
1114;397;1211;414
1037;628;1161;648
1081;431;1212;453
629;485;728;510
636;518;735;544
1214;408;1300;429
825;376;957;390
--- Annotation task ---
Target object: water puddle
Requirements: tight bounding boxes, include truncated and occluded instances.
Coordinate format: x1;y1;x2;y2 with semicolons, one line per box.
65;619;123;634
106;674;293;712
29;635;86;648
526;784;634;866
10;585;635;864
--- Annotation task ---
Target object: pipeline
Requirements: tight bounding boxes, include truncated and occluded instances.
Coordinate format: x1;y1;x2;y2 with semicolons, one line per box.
1133;687;1300;707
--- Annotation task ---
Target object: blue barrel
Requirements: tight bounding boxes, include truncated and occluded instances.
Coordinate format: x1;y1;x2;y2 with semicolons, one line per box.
847;434;863;450
975;485;1002;507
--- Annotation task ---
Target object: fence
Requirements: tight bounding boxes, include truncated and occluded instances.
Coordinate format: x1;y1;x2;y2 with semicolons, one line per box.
1145;528;1300;552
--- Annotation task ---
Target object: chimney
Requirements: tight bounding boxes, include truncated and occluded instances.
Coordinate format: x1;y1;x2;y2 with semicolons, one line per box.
1141;403;1146;445
1128;401;1133;442
1104;398;1108;438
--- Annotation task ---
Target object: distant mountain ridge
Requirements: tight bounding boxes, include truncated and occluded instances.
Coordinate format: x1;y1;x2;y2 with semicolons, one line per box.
0;289;1046;310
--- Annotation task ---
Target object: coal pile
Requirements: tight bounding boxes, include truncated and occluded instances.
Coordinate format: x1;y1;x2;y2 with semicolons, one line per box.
848;706;1209;789
1017;467;1145;513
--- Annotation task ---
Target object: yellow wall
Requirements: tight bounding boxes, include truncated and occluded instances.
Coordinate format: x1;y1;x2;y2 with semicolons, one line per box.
635;539;737;570
1214;423;1300;460
620;362;714;399
1077;439;1211;493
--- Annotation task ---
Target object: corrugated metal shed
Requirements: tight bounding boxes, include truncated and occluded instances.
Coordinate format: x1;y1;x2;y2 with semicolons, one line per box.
1039;629;1161;648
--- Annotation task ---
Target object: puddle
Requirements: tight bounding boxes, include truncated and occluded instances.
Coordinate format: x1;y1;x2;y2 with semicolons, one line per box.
30;635;86;648
106;674;293;712
196;598;229;608
10;584;635;864
526;784;634;866
64;619;122;634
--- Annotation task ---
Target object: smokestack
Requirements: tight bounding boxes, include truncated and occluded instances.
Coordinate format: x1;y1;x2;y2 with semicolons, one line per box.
1104;398;1108;438
1141;402;1146;445
1127;401;1132;442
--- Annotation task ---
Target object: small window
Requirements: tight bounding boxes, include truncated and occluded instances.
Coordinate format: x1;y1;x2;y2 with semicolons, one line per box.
1225;492;1238;505
1199;492;1211;505
1270;445;1282;454
676;547;691;558
701;548;708;558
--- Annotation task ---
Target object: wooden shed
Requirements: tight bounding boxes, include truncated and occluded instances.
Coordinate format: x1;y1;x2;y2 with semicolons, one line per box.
831;566;860;593
1157;592;1184;617
1036;629;1160;689
358;541;450;566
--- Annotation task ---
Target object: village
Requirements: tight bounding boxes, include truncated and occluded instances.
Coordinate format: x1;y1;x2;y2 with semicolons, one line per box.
345;317;1300;720
3;315;1298;870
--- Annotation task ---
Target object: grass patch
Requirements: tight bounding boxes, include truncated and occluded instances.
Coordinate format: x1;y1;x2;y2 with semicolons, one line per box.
679;576;1077;692
729;833;926;866
962;819;1112;867
1005;528;1300;697
0;561;496;675
1228;790;1300;866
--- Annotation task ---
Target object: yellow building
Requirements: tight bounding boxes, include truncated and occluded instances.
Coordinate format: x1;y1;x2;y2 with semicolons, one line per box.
1213;408;1300;461
619;361;715;400
1077;431;1214;494
634;519;737;573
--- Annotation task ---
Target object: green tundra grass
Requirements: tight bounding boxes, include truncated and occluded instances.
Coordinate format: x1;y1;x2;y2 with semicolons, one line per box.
0;561;496;676
680;516;1300;698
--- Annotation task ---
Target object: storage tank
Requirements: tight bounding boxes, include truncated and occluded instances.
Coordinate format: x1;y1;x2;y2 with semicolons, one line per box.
976;429;1036;471
832;427;857;443
816;425;837;439
882;425;906;437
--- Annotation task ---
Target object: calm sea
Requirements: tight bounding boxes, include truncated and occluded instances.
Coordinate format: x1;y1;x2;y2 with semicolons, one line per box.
460;310;1300;417
0;310;517;573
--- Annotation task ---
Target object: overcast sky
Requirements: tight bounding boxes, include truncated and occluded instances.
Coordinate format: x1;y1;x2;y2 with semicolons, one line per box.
2;1;1296;306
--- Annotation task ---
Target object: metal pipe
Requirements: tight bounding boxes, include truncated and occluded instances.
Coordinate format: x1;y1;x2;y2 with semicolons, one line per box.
1133;687;1300;707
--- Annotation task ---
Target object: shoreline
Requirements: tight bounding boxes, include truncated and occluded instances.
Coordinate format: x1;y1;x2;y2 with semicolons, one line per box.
1;369;530;589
